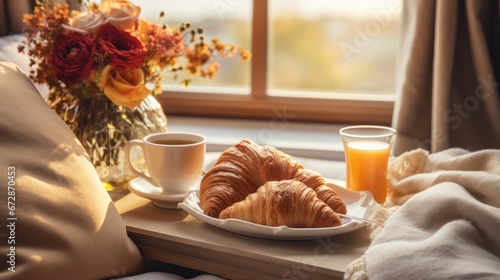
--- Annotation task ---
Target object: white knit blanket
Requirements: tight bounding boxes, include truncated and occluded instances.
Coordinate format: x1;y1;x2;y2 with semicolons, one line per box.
345;148;500;280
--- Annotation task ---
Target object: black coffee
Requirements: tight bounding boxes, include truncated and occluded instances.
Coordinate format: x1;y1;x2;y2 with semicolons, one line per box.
153;139;197;145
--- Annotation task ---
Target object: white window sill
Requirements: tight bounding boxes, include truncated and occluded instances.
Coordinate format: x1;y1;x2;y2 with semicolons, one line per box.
167;116;348;180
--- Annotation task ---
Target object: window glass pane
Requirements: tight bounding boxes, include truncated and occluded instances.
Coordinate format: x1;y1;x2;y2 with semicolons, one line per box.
269;0;402;95
133;0;252;91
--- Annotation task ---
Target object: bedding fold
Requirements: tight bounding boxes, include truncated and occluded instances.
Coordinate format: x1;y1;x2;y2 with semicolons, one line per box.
345;148;500;280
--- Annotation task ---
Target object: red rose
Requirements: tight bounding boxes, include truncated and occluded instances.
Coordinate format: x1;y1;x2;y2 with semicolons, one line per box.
48;33;96;87
96;24;145;68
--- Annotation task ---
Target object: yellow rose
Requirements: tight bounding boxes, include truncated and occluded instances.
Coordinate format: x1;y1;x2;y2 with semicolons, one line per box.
97;65;151;109
137;19;151;43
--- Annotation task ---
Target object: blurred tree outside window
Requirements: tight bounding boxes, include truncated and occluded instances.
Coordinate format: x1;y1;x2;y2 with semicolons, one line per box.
136;0;402;124
269;0;401;96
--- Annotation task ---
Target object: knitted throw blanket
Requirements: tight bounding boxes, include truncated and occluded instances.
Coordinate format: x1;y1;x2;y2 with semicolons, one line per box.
345;148;500;280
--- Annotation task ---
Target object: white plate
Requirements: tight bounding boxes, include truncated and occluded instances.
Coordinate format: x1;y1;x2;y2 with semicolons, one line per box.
128;177;190;209
177;183;376;240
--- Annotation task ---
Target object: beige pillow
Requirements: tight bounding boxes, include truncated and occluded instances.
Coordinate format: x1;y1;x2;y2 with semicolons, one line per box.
0;62;144;279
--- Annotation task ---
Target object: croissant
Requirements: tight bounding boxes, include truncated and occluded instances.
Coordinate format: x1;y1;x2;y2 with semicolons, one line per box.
219;180;342;228
200;139;347;218
294;169;347;214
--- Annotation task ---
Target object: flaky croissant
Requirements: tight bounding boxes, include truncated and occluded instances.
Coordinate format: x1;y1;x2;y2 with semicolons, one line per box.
219;180;342;228
294;169;347;214
200;139;347;218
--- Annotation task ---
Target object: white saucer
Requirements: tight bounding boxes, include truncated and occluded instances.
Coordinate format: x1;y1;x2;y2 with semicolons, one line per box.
128;177;188;209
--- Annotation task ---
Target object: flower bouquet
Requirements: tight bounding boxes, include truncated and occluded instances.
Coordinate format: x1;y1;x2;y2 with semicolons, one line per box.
19;0;250;190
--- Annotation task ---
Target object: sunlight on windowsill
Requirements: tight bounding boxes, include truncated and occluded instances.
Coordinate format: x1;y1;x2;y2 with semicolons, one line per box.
167;115;348;180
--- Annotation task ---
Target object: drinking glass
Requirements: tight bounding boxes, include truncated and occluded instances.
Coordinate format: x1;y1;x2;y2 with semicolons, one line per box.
339;125;396;204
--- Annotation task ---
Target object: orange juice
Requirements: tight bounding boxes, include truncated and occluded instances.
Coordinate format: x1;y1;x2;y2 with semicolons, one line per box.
344;141;391;204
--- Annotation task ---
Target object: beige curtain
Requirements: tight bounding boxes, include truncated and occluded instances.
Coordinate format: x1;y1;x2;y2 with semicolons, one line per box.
0;0;34;36
0;0;81;36
392;0;500;156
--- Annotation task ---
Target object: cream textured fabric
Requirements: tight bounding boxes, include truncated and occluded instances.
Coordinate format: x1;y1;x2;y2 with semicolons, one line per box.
392;0;500;155
345;148;500;279
343;206;399;280
387;148;500;205
0;62;144;279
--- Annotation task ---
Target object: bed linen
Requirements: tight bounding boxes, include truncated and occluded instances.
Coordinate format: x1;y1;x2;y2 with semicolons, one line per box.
345;148;500;279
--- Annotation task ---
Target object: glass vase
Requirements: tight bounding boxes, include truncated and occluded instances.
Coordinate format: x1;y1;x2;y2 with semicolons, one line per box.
49;93;168;191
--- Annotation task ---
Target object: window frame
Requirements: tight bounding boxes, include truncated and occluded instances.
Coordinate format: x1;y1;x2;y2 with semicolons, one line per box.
156;0;395;125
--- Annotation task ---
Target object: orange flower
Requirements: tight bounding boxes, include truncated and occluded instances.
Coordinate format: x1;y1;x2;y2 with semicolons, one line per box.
137;19;184;67
19;0;251;108
97;65;151;109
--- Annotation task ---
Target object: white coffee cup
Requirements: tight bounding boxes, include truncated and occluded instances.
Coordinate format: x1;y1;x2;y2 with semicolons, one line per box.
124;132;206;195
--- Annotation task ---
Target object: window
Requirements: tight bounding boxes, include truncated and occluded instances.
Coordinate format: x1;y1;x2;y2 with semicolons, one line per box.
269;0;400;95
137;0;252;91
139;0;402;125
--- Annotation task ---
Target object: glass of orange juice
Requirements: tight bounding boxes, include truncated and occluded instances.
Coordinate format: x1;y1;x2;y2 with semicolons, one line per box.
339;125;396;204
